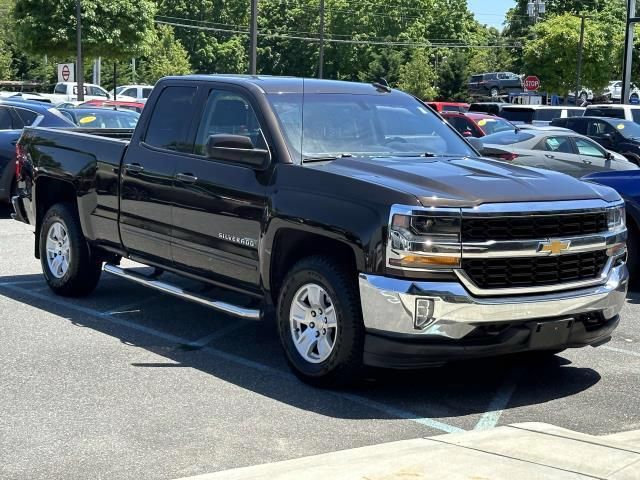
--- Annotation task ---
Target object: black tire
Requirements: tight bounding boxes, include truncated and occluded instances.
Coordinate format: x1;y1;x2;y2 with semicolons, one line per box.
624;154;640;166
490;87;499;98
39;203;102;297
277;256;364;387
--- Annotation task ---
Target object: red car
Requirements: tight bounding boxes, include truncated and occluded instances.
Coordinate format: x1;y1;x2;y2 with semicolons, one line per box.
80;99;145;113
427;101;470;113
441;112;515;138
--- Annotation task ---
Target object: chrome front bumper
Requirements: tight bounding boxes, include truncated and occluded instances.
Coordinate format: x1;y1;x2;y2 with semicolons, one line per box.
359;263;628;340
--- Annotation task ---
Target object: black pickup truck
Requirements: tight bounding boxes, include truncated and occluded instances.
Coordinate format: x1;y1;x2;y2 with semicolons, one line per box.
13;75;629;386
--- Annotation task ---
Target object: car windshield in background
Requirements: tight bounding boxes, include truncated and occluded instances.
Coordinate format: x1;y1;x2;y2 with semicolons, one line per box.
500;108;535;123
268;93;475;161
72;110;140;128
611;120;640;139
482;130;535;145
588;108;626;119
476;117;513;135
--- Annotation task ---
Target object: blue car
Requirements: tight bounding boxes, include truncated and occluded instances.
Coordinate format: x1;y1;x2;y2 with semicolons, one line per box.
0;99;74;203
583;170;640;281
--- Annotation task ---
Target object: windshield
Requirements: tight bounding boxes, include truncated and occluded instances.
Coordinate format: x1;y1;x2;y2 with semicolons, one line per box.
475;117;514;135
268;92;475;162
611;120;640;139
73;110;140;128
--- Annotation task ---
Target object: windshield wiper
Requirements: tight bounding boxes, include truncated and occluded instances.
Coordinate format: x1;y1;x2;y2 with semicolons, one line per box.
303;153;353;163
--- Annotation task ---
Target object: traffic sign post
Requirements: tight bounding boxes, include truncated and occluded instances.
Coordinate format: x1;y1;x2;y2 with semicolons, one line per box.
57;63;75;83
524;75;541;92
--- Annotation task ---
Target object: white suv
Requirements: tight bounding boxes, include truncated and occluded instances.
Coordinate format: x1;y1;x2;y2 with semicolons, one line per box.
110;84;153;102
585;104;640;124
603;81;640;102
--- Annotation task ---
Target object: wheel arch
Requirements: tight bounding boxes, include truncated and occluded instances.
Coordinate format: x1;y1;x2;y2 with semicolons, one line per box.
33;176;78;259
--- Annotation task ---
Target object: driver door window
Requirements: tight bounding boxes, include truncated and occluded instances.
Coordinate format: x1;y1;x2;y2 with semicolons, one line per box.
574;138;606;158
194;91;265;157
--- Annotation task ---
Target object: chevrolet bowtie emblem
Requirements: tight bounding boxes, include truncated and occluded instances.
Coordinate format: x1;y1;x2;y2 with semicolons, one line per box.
538;240;571;255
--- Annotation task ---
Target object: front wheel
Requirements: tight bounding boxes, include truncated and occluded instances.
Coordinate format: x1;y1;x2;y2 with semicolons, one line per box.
277;256;364;387
40;203;102;297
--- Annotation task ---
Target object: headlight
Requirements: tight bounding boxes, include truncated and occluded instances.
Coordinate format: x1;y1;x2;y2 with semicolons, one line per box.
607;205;626;232
387;211;461;270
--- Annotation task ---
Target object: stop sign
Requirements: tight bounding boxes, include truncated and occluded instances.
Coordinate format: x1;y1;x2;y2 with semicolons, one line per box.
61;65;70;82
524;75;541;91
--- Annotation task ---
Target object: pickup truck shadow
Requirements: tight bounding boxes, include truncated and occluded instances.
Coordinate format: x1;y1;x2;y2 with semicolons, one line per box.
0;273;604;427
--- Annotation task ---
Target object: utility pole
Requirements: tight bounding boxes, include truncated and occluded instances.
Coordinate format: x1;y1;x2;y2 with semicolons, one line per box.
574;15;586;106
318;0;325;79
622;0;637;104
76;0;84;101
249;0;258;75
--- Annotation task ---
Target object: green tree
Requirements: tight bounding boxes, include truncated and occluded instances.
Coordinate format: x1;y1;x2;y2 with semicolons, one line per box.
138;25;192;83
523;13;623;95
397;48;437;100
13;0;156;59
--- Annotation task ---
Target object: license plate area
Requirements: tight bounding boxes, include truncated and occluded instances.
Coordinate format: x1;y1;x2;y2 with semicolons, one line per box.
528;319;573;349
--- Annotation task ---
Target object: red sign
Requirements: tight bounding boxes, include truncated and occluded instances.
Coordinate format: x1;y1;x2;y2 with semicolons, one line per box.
61;65;70;82
524;75;541;91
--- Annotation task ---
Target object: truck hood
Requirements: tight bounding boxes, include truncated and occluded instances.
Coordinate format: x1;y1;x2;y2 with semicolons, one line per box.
319;156;620;207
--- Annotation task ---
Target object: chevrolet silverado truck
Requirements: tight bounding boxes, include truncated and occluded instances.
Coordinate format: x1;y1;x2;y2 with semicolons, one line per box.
12;75;629;386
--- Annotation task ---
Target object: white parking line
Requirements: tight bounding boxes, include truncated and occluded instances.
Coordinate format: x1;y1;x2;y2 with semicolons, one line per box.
0;283;467;434
602;345;640;358
474;368;522;431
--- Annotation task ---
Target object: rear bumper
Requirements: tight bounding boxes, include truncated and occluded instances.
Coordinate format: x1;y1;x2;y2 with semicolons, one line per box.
359;263;628;368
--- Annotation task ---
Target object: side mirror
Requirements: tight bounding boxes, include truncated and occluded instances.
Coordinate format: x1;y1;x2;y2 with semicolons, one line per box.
605;151;613;160
466;136;484;154
207;134;271;170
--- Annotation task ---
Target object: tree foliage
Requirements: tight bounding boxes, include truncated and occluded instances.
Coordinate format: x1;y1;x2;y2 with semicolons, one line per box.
13;0;157;59
397;49;437;99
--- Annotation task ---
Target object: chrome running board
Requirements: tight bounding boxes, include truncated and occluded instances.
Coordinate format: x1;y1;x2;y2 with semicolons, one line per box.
103;264;261;320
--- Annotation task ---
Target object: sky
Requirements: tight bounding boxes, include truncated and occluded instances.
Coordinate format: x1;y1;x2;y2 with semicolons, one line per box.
467;0;515;30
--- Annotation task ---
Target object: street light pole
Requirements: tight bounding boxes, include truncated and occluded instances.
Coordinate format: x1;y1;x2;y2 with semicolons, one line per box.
249;0;258;75
574;15;586;106
76;0;84;101
622;0;637;104
318;0;325;79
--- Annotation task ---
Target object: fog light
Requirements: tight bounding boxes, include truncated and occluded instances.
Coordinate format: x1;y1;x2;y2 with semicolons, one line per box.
415;299;435;330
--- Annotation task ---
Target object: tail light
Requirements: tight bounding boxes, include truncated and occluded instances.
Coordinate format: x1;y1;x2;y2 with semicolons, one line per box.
15;143;26;180
498;152;519;161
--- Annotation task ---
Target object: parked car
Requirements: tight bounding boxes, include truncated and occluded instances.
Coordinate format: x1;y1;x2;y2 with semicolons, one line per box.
59;107;140;129
479;128;637;178
499;105;585;126
110;84;154;102
602;81;640;103
584;104;640;124
426;101;469;113
44;82;137;104
468;102;508;116
13;75;628;385
551;116;640;165
468;72;523;98
582;169;640;280
0;100;73;203
568;88;594;105
80;99;146;113
441;112;515;137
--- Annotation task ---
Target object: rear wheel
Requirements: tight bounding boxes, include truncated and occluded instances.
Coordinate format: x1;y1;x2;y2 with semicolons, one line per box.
277;256;364;387
40;203;102;297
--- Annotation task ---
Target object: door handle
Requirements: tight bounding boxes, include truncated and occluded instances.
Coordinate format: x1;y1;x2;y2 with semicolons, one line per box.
176;173;198;184
125;163;144;174
583;160;592;165
545;154;555;159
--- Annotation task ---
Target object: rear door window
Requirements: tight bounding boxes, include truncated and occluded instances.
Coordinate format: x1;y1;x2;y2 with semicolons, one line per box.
12;108;38;127
0;107;14;129
144;86;198;152
538;136;574;153
142;88;153;99
54;84;66;94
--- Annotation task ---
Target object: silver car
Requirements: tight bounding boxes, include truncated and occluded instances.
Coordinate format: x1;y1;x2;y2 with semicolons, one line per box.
478;129;638;177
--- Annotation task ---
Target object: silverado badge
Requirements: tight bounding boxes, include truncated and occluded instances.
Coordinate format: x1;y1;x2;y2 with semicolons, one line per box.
538;240;571;255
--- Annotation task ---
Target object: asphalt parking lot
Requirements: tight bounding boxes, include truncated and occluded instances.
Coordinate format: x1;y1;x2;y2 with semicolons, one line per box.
1;204;639;480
